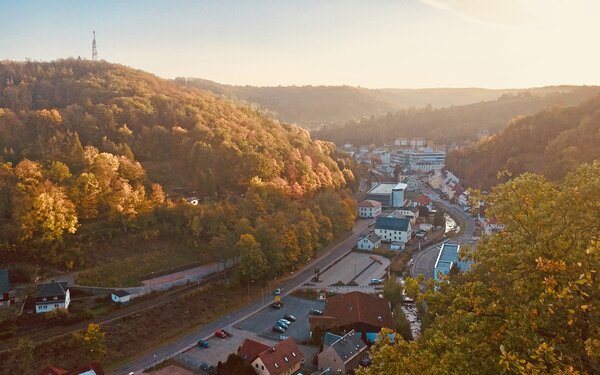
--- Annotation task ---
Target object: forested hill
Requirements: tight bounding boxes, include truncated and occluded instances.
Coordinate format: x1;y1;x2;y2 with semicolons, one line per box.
313;87;600;145
176;78;587;129
0;60;347;196
446;94;600;189
0;59;357;278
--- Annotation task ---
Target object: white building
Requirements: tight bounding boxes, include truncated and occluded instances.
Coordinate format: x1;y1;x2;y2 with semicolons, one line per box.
441;171;460;198
357;232;381;250
483;218;505;236
406;149;446;173
35;282;70;314
366;182;407;208
357;200;382;218
428;171;443;189
375;216;412;245
111;290;131;303
458;191;470;207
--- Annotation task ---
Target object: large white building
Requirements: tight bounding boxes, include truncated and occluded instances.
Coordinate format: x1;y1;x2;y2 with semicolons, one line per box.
375;216;412;245
366;182;407;208
406;149;446;173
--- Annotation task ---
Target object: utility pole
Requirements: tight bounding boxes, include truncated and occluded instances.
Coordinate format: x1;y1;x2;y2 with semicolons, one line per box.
92;31;98;61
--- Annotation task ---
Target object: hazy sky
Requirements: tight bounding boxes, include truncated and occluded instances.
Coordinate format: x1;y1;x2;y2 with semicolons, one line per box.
1;0;599;88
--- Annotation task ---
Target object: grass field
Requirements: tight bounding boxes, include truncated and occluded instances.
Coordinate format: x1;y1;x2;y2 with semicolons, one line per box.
76;243;210;287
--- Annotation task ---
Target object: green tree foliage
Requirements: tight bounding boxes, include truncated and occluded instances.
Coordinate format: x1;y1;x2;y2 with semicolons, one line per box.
393;305;413;342
237;234;267;281
360;161;600;375
446;96;600;189
383;278;404;307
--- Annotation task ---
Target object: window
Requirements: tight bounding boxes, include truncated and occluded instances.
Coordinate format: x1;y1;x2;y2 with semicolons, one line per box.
255;364;258;368
261;366;264;370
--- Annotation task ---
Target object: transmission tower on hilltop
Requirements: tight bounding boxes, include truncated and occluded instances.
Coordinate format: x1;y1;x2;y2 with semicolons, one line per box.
92;31;98;61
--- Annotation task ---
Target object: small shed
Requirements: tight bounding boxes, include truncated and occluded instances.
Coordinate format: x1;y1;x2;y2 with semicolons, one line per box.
111;290;131;303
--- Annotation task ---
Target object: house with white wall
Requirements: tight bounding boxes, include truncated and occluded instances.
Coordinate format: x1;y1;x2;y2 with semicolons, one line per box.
357;200;382;218
375;216;412;245
35;282;70;314
357;232;381;250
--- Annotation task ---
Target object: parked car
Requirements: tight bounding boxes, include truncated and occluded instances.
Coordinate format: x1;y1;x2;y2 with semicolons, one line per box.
310;308;323;315
273;288;283;295
272;325;285;333
278;318;292;325
284;314;296;322
214;329;227;338
200;362;210;371
370;278;384;285
271;301;283;309
197;340;209;348
275;321;289;329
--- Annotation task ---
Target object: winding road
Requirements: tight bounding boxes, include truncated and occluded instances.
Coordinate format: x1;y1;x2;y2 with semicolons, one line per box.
410;186;476;279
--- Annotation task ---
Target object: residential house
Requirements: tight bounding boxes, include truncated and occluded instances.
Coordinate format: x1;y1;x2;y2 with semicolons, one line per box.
357;232;381;251
415;195;433;210
375;216;412;245
35;281;70;314
239;338;271;363
111;290;131;303
310;291;395;343
483;218;505;236
458;191;470;207
389;207;419;225
357;200;382;218
318;330;368;375
441;171;460;199
246;338;304;375
0;269;11;307
434;243;470;281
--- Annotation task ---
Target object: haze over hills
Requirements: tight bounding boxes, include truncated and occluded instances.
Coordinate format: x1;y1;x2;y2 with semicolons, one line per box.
175;77;595;130
313;86;600;145
446;94;600;189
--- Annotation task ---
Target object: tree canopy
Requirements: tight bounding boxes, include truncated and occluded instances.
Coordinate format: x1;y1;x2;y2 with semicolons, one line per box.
362;160;600;375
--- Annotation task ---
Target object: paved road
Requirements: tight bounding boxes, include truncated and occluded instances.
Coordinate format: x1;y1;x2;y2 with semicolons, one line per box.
410;186;475;279
113;218;374;374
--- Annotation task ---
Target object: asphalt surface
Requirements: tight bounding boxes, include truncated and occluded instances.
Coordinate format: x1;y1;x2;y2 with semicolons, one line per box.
410;186;476;279
113;218;374;374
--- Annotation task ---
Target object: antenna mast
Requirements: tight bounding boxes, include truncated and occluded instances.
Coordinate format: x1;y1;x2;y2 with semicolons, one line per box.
92;31;98;61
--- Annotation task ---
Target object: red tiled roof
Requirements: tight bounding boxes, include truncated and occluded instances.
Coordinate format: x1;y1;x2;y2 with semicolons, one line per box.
255;338;303;375
239;338;270;363
358;200;382;208
38;366;70;375
311;291;394;331
415;195;432;205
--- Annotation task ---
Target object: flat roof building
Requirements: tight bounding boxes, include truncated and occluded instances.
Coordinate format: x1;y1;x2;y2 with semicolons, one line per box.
366;182;407;208
433;243;470;281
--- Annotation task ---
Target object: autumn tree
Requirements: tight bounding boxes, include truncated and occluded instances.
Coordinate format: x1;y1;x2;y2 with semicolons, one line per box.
82;323;106;362
237;233;267;281
360;161;600;375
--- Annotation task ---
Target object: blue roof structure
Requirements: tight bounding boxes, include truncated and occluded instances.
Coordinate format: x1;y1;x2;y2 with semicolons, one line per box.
375;216;410;232
434;243;470;281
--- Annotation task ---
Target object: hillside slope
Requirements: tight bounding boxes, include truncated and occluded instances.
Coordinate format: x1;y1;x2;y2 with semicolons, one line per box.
313;87;600;145
0;59;356;281
177;78;590;129
446;95;600;189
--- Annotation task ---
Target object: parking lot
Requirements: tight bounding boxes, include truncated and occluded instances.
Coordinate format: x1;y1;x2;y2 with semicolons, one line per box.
236;295;325;343
314;252;389;287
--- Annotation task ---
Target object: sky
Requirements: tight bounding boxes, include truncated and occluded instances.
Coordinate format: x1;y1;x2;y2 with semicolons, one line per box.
1;0;599;89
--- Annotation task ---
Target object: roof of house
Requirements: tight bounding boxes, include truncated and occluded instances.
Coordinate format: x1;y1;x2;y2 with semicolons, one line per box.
36;281;68;298
255;338;304;375
322;332;342;347
38;366;70;375
239;338;271;363
375;216;410;232
358;199;382;208
328;330;367;364
367;182;406;196
359;231;380;244
111;290;130;297
415;195;432;205
71;362;105;375
311;291;394;331
0;269;9;294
